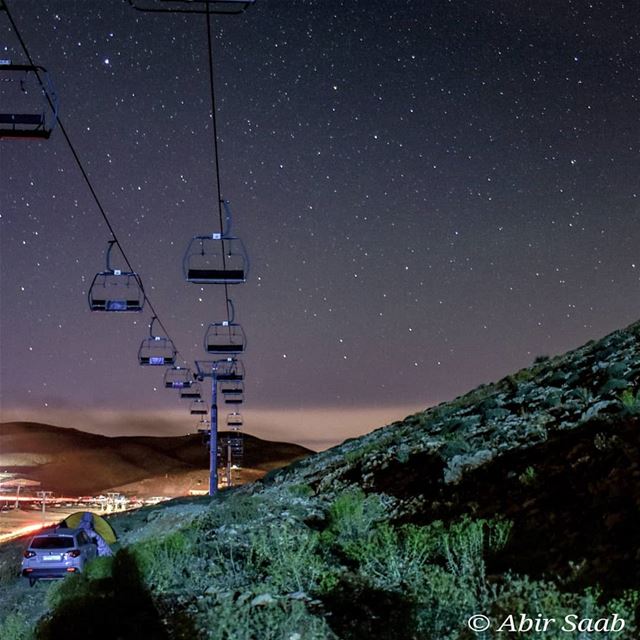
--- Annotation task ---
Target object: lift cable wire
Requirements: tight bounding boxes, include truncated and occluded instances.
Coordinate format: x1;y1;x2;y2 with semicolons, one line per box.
205;3;233;327
3;1;187;365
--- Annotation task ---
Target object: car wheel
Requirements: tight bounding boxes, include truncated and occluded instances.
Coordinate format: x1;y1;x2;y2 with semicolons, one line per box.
29;577;37;587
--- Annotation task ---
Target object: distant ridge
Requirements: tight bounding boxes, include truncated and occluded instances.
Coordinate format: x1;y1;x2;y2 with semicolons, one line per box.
0;422;311;496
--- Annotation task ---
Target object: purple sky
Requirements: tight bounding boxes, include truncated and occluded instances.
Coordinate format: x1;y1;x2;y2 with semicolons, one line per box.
1;0;638;447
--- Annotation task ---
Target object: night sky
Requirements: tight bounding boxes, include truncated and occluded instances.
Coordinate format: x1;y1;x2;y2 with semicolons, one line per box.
1;0;638;448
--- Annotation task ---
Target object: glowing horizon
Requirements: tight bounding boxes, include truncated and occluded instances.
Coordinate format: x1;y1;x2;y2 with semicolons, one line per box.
0;403;429;451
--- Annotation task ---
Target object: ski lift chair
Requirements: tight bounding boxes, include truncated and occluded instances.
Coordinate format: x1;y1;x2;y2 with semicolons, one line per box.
204;321;246;354
138;317;177;366
190;399;208;415
220;381;244;405
226;412;243;428
164;366;194;389
88;241;144;312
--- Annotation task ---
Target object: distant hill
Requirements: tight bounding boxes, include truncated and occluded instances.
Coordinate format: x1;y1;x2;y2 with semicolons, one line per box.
0;422;311;496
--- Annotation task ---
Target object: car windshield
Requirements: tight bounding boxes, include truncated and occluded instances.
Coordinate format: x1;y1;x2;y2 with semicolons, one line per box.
30;536;75;550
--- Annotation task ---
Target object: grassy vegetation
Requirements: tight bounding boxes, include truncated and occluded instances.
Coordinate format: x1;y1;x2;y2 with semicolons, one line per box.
3;485;629;640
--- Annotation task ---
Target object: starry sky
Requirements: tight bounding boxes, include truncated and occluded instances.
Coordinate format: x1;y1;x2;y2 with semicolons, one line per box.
1;0;638;449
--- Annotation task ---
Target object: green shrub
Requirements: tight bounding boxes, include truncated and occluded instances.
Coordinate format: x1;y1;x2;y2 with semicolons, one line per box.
249;523;327;594
441;517;511;611
84;556;114;581
199;592;337;640
619;389;640;415
0;613;34;640
349;523;441;591
518;466;537;486
413;565;475;639
491;577;638;639
287;483;314;498
199;537;254;593
324;488;388;551
46;573;94;610
571;387;594;407
600;378;629;395
131;530;194;592
197;494;262;530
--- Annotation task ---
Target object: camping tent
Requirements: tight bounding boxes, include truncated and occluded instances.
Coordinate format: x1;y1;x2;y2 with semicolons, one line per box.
63;511;117;544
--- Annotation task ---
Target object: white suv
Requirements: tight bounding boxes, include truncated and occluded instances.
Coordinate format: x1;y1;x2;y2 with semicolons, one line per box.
21;528;98;586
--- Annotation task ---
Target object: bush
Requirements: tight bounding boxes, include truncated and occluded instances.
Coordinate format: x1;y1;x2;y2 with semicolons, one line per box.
0;613;34;640
347;523;441;591
323;488;388;552
249;523;327;594
197;493;262;531
619;389;640;415
131;530;194;593
492;577;638;639
46;573;94;610
199;592;337;640
199;537;254;593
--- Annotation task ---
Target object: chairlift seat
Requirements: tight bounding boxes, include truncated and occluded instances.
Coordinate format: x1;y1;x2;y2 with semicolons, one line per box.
166;381;190;389
187;268;245;283
138;336;177;367
208;344;241;353
90;299;143;312
0;113;45;125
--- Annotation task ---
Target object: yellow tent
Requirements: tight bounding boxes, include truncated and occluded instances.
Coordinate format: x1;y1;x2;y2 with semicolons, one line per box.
63;511;117;544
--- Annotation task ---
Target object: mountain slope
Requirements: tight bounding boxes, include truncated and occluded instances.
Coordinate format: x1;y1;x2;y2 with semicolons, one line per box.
279;319;640;592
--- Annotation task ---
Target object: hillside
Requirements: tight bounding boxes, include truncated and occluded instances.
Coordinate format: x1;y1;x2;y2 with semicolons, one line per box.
281;319;640;594
0;422;312;496
0;321;638;639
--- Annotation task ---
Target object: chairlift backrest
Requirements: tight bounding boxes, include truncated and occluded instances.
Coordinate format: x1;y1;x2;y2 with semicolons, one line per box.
216;358;245;381
0;63;58;139
204;321;246;354
183;235;248;284
180;382;202;399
